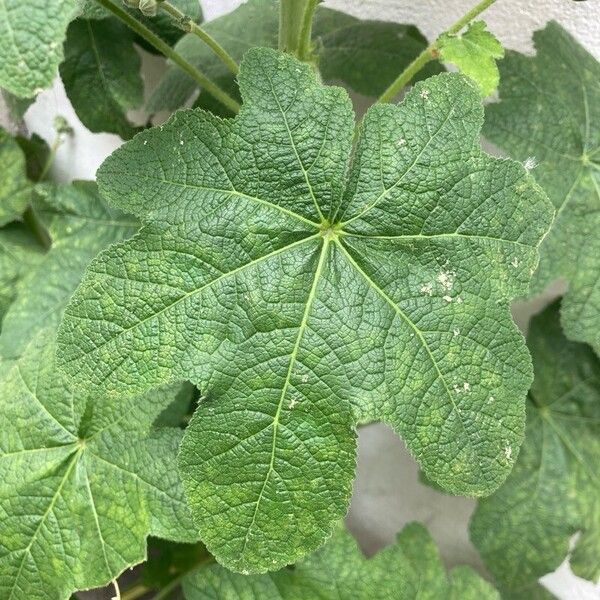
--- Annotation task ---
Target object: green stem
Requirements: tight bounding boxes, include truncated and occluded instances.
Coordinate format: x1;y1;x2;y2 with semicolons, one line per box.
278;0;310;55
157;1;239;74
22;206;51;250
150;556;215;600
94;0;240;113
120;582;150;600
297;0;319;61
376;0;497;104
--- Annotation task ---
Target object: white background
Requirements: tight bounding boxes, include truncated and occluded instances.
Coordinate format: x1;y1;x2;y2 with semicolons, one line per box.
4;1;600;598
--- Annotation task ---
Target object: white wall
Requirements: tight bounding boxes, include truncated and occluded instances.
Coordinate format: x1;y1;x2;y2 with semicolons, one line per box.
9;1;600;598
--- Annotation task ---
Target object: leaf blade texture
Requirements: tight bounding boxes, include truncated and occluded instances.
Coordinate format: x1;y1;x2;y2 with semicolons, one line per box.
57;48;553;572
0;332;197;600
484;21;600;354
470;300;600;594
0;181;139;359
0;0;77;97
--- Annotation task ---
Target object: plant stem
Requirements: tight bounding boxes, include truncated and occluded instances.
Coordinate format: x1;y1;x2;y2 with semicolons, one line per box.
120;582;150;600
157;1;238;74
94;0;240;113
150;556;215;600
22;207;51;249
278;0;310;55
376;0;497;104
297;0;319;61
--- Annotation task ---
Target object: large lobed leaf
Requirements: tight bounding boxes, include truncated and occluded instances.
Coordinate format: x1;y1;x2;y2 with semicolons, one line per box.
0;181;139;359
147;0;441;114
470;301;600;596
0;332;197;600
57;48;553;572
0;0;77;98
183;523;499;600
484;21;600;355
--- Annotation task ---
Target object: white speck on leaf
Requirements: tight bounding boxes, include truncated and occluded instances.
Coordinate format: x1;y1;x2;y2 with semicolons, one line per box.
504;444;512;460
301;374;309;383
437;270;455;291
511;257;520;268
453;328;460;337
397;138;406;146
289;397;297;409
523;156;538;170
420;283;433;296
443;295;453;303
420;89;430;99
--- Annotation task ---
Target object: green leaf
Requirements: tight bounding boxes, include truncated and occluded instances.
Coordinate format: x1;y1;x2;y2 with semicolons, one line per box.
0;331;197;600
0;181;139;359
484;21;600;354
148;0;441;114
0;224;45;324
470;300;600;594
15;133;51;181
182;523;499;599
60;18;144;139
437;21;504;97
0;127;32;226
0;0;77;98
57;48;552;572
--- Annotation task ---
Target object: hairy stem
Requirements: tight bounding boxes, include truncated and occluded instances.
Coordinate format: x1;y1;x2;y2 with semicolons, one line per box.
94;0;240;113
377;0;497;104
279;0;310;55
157;1;239;74
297;0;319;61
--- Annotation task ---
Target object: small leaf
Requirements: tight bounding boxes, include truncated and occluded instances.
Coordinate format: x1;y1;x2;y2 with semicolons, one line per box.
484;21;600;355
470;301;600;593
57;48;552;571
60;18;144;139
0;0;77;98
0;181;139;359
0;127;32;226
182;523;500;599
437;21;504;96
0;332;198;600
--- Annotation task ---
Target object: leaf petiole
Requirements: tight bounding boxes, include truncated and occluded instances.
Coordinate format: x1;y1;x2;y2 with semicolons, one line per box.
156;1;239;74
93;0;240;113
376;0;497;103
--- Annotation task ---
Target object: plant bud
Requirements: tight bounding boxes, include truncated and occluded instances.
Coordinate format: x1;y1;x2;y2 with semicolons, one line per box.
138;0;158;16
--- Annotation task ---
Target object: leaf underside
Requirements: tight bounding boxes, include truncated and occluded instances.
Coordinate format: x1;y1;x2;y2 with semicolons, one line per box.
471;301;600;595
484;21;600;355
57;48;552;572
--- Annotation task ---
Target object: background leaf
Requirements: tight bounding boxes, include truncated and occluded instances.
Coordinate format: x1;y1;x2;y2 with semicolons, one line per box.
470;301;600;595
60;18;144;139
0;0;77;98
0;127;32;226
0;332;197;600
484;21;600;354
